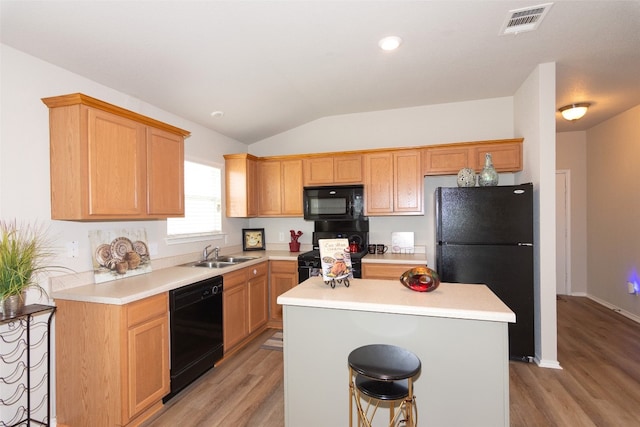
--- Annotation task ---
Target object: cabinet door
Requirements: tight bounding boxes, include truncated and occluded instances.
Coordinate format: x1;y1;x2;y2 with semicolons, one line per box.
303;157;334;185
394;150;423;214
225;154;259;218
269;261;298;322
281;159;303;216
423;146;471;176
248;272;269;333
258;160;282;215
364;151;394;214
146;127;184;216
247;157;259;216
223;277;248;351
473;143;522;172
127;315;169;419
334;155;363;183
87;108;146;216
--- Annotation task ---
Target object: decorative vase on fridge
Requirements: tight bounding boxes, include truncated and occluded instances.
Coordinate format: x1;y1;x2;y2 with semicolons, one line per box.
478;153;499;186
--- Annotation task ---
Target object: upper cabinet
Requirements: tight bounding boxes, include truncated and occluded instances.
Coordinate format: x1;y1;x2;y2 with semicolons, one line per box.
258;158;303;217
223;153;259;218
224;139;522;218
42;93;190;220
364;149;423;215
303;154;363;186
423;139;523;176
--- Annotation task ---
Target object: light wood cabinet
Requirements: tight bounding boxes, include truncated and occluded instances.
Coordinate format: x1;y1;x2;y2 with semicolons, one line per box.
42;93;189;220
303;154;363;186
223;269;249;351
223;139;522;219
248;266;269;332
223;153;259;217
423;139;523;176
362;263;426;280
364;149;423;215
269;260;298;327
55;293;169;427
258;159;303;217
223;262;269;353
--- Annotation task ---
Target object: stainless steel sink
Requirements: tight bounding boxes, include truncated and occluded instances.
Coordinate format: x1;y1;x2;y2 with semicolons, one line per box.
180;256;258;269
215;256;258;263
181;260;236;268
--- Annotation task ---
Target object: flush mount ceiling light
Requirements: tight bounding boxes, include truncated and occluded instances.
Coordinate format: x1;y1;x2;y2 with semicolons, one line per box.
378;36;402;51
210;110;224;118
559;103;590;121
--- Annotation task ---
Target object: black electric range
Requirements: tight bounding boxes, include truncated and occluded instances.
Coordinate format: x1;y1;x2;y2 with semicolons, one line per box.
298;220;369;283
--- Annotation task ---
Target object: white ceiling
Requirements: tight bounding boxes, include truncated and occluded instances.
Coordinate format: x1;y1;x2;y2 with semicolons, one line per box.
1;1;639;144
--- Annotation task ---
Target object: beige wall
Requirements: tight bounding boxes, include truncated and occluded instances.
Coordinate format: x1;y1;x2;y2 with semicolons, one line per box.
556;131;588;294
586;104;640;317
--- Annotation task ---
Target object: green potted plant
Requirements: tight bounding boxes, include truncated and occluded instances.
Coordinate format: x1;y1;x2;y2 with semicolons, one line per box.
0;220;61;316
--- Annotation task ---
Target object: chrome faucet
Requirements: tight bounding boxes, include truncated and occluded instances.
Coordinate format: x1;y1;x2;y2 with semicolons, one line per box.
202;245;220;261
202;245;212;261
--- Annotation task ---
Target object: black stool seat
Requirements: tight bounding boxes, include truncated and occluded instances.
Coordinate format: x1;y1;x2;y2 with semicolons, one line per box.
355;375;409;401
348;344;421;381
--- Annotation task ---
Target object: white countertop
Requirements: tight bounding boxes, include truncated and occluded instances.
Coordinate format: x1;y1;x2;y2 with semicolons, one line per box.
277;277;515;323
361;252;428;264
50;250;429;306
52;250;296;305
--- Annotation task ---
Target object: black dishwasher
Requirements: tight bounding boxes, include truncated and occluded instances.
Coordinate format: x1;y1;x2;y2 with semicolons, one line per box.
165;275;223;402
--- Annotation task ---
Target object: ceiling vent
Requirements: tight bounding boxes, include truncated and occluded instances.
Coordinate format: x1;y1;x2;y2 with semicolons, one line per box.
500;3;553;35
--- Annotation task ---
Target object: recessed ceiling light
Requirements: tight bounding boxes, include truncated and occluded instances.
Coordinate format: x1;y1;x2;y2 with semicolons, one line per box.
210;111;224;118
378;36;402;51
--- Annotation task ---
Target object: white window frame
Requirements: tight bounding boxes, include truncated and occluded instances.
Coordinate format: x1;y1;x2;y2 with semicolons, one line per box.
166;159;226;244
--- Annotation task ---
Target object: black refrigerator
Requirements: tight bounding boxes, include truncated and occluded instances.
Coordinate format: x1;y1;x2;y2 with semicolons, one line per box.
435;183;534;361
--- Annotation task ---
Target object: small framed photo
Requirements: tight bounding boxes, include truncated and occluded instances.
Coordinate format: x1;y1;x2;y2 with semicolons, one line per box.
242;228;266;251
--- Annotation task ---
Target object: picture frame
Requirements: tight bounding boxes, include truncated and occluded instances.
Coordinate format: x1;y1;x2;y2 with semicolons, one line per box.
242;228;266;251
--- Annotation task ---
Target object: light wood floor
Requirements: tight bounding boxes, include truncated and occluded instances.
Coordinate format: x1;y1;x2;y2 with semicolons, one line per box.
144;296;640;426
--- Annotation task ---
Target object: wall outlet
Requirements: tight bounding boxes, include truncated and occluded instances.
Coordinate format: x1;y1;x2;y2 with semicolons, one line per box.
279;232;285;242
627;281;636;294
66;241;79;258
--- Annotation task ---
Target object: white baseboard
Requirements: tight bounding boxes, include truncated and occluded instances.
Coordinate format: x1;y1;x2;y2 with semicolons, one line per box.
586;295;640;324
534;357;563;370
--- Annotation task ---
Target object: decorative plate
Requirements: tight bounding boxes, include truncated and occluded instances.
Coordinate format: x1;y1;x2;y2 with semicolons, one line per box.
133;241;149;257
400;266;440;292
95;244;112;267
110;237;134;261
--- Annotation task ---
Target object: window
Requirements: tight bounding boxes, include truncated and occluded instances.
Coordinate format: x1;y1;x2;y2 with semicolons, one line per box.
167;161;222;238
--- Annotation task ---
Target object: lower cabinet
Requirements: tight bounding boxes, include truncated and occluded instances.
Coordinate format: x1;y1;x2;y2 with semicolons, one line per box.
362;263;426;280
223;262;269;353
269;260;298;327
55;293;169;427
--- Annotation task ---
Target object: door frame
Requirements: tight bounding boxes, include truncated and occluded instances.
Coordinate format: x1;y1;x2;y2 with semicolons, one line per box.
556;170;572;295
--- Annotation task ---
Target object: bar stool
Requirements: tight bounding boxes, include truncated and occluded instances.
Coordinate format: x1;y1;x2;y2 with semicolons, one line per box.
349;344;421;427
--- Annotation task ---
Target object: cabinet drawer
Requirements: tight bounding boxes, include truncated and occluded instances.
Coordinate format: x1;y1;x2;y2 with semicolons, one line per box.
362;263;426;280
224;269;247;289
270;260;297;274
127;293;168;328
246;261;268;278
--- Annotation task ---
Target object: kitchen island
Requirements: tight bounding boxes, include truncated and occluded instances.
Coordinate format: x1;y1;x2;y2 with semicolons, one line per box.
277;277;515;427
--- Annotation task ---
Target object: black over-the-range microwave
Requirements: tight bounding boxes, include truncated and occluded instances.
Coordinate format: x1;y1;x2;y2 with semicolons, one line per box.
303;185;365;221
